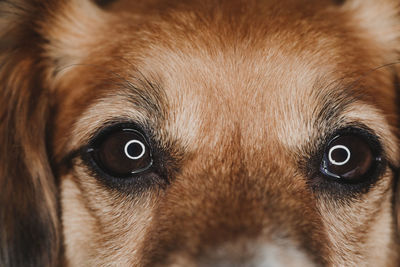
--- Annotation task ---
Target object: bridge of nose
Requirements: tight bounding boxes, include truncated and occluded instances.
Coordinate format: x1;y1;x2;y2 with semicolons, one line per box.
140;151;328;266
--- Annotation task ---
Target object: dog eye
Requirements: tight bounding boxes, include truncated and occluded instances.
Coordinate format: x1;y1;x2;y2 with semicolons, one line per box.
88;128;153;177
320;134;380;182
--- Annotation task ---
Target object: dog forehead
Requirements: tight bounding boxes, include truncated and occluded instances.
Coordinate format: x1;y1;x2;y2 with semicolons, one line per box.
120;3;395;157
168;54;314;147
135;35;340;155
55;0;397;162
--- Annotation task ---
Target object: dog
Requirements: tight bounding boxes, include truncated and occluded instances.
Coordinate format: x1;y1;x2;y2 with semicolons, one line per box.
1;0;400;266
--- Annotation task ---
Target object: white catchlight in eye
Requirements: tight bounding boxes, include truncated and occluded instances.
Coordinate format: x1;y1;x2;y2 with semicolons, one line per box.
328;145;351;166
124;140;146;160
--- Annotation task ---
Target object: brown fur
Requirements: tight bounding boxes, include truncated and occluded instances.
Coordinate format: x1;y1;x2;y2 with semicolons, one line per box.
1;0;400;266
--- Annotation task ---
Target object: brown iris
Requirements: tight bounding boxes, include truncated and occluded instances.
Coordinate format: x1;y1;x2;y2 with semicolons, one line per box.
89;129;153;177
320;134;376;182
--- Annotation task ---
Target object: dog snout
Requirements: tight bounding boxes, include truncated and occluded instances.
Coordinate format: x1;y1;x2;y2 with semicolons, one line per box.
141;168;327;266
151;240;317;267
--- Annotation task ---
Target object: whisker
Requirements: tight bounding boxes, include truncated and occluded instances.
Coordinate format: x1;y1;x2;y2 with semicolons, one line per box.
349;61;400;87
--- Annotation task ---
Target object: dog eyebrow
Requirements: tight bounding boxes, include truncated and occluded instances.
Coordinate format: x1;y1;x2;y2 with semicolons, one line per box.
312;79;362;126
56;73;168;168
122;74;167;121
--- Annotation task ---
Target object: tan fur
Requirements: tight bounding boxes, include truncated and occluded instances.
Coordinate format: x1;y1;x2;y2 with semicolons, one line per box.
1;0;400;266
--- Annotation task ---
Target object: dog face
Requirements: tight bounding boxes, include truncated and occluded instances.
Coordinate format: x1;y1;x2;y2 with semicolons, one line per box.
1;0;400;266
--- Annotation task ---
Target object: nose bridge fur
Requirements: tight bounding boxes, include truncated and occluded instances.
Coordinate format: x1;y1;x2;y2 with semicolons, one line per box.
140;140;328;265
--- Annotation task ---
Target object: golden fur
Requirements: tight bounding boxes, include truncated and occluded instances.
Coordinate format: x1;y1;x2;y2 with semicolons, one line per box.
1;0;400;266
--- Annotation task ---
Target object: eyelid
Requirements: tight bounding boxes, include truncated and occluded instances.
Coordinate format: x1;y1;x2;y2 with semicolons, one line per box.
322;124;380;149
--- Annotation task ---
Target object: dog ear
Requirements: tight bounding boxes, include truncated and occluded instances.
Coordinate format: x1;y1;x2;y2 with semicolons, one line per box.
0;2;61;266
0;1;107;265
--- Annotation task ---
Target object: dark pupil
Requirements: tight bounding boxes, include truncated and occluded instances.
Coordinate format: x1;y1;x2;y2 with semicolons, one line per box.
322;135;373;181
93;129;152;177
